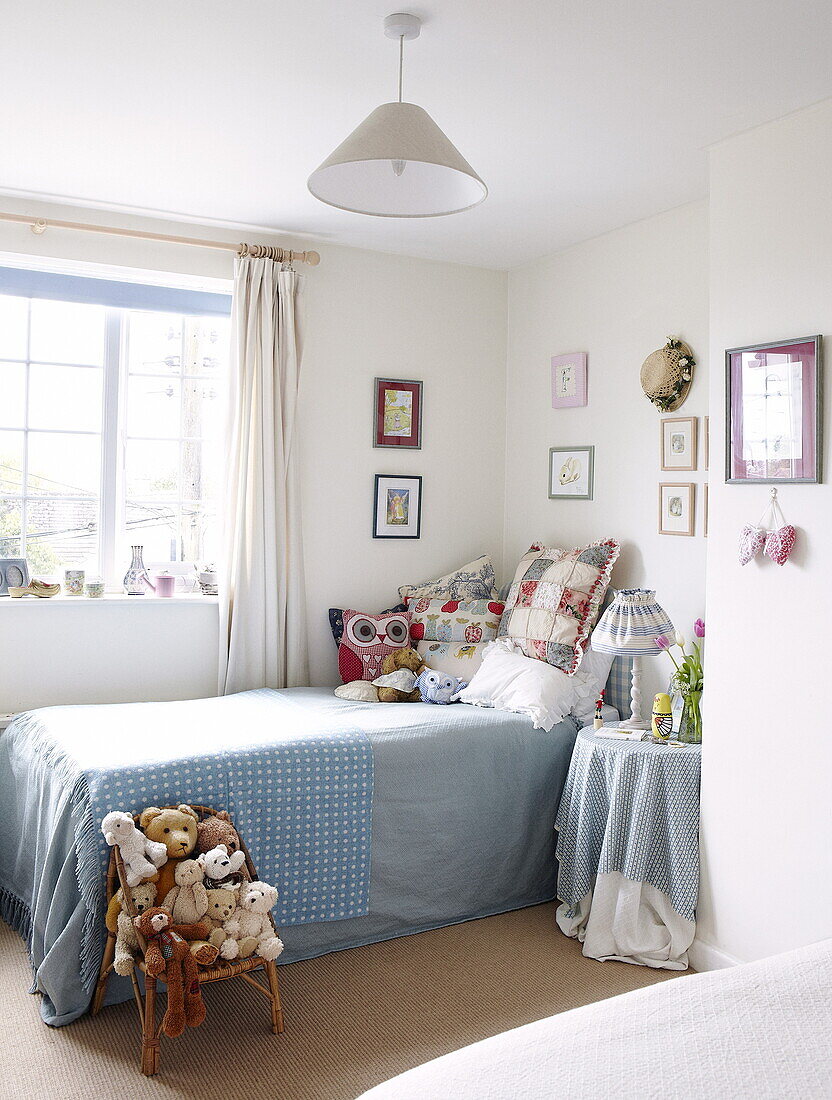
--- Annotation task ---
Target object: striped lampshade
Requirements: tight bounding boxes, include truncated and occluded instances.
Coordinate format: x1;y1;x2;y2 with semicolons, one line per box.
590;589;674;657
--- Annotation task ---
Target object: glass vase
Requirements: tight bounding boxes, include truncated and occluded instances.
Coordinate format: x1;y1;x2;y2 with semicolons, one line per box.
123;545;149;596
678;690;702;744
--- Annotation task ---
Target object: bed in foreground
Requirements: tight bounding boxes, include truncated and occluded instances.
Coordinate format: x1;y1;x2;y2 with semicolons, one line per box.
0;687;580;1026
358;937;832;1099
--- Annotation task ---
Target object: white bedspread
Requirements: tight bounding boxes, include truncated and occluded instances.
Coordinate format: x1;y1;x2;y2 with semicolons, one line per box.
357;938;832;1100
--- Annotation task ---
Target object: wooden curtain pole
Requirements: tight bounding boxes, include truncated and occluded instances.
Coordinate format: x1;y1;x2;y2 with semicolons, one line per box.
0;210;321;266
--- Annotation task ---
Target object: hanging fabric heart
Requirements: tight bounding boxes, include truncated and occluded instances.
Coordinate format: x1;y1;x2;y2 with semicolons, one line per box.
739;524;766;566
764;524;796;566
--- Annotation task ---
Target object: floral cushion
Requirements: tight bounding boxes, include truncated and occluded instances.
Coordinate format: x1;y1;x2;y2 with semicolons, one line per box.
498;539;620;674
408;598;505;643
398;554;499;604
337;608;413;683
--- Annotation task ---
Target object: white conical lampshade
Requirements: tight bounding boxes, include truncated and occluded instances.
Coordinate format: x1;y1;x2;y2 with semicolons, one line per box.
307;101;487;218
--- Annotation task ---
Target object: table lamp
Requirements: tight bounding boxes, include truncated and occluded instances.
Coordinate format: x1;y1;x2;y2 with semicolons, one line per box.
591;589;674;729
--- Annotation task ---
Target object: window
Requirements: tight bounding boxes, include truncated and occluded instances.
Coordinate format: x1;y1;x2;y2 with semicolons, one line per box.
0;268;230;586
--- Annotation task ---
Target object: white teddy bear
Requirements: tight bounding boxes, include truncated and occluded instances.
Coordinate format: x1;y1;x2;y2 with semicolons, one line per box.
101;810;167;887
223;880;284;961
198;843;247;888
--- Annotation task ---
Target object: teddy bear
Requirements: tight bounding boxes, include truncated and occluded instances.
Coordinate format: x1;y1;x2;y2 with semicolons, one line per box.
204;886;241;958
199;843;247;889
222;880;284;962
113;881;157;976
101;810;167;887
196;810;242;858
162;858;220;968
375;647;426;703
106;804;200;935
134;907;210;1037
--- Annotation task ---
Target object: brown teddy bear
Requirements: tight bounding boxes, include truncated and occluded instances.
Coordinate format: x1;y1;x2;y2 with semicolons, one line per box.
106;804;199;936
134;906;210;1037
376;647;427;702
196;810;243;859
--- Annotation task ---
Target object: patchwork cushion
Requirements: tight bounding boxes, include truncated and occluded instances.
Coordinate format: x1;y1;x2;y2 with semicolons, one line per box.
398;554;499;604
416;640;489;679
329;604;407;648
498;539;620;674
408;598;505;644
337;608;412;683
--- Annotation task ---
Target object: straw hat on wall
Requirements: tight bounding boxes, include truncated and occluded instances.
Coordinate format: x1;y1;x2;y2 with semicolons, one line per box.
640;336;696;411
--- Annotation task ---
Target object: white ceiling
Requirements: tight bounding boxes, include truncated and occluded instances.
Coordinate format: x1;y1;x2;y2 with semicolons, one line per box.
2;0;832;269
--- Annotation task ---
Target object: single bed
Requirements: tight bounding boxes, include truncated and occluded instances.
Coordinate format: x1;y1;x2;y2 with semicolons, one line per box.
0;687;589;1026
357;937;832;1100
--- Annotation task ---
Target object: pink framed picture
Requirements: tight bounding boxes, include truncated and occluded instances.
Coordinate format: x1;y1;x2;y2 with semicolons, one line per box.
726;336;822;483
551;353;587;408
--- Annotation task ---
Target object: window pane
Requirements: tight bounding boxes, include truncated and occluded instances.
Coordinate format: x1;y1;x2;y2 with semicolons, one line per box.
28;364;103;432
27;497;98;572
127;375;181;438
183;317;229;376
127;311;182;374
123;501;179;563
0;430;24;493
0;296;28;360
29;300;105;365
125;440;179;499
182;502;218;563
0;500;22;556
0;362;26;428
27;432;101;496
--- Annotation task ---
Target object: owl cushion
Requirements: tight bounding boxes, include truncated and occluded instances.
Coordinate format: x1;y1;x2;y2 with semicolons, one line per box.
408;598;505;644
337;608;413;683
499;539;620;674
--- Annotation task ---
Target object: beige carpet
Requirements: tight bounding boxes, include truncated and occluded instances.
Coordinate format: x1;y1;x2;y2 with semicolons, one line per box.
1;904;682;1100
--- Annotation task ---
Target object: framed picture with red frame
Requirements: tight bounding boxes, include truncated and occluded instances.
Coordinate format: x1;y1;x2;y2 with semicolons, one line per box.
374;377;423;449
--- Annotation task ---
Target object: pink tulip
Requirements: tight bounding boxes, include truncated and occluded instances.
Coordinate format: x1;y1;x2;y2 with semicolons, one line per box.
655;635;671;650
694;619;705;638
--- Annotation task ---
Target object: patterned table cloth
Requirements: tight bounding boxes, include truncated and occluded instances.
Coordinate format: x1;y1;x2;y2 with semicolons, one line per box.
555;727;701;967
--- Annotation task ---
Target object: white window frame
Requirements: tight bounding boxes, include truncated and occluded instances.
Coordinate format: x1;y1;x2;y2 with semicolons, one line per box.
0;257;231;591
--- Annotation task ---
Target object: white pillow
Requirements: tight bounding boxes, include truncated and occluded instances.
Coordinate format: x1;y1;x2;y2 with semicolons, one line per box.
457;639;583;731
570;645;616;723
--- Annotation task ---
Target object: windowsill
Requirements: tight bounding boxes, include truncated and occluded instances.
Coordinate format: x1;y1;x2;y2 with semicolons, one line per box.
0;592;218;606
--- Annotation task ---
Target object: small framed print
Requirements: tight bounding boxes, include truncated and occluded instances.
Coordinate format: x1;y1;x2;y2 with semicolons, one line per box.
551;353;588;408
373;474;422;539
661;416;698;471
659;482;695;536
374;378;422;449
548;445;594;500
726;335;822;483
704;416;710;471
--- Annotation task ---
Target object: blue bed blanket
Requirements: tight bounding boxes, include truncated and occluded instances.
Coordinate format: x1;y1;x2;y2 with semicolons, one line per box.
0;689;372;1024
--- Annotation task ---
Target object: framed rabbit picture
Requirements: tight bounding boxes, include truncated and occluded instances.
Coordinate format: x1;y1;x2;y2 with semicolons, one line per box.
548;445;595;500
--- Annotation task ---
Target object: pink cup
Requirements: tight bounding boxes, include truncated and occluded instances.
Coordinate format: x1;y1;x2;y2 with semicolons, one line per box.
151;572;176;598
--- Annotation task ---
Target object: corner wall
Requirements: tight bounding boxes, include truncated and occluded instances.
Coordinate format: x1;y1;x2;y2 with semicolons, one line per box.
697;99;832;962
504;201;709;706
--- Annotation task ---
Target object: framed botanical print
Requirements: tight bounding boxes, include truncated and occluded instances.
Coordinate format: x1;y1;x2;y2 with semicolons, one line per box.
661;416;698;471
373;474;422;539
551;353;588;408
726;336;822;483
374;378;422;449
548;445;594;500
659;482;695;536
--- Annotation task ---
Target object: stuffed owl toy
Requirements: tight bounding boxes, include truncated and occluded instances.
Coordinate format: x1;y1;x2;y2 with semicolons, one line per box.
337;609;412;682
415;669;467;705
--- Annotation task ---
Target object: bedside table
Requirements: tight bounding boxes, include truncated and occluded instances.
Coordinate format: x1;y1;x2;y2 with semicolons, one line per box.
554;725;701;970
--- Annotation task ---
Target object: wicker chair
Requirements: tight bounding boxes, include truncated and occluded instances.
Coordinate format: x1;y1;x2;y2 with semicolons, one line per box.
91;804;285;1076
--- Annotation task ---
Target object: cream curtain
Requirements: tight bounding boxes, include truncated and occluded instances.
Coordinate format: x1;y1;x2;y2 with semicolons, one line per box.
218;257;309;694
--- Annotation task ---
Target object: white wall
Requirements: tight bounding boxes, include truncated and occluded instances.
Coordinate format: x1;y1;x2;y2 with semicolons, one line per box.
0;198;507;706
504;202;709;706
696;100;832;964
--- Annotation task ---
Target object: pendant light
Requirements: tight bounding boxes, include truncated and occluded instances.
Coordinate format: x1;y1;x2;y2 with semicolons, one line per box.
307;13;487;218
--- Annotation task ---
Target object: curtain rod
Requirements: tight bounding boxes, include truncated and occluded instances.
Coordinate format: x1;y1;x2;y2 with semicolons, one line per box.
0;210;321;266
